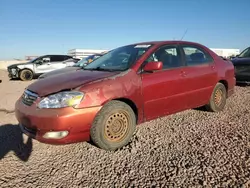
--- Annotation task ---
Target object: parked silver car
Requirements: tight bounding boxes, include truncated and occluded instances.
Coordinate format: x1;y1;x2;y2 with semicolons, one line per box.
38;53;104;80
7;55;80;81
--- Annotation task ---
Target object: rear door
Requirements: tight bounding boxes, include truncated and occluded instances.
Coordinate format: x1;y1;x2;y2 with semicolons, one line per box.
141;44;190;121
50;55;69;70
179;44;218;108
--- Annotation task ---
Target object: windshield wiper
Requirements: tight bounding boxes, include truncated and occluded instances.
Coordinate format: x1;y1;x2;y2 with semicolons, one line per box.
83;66;118;72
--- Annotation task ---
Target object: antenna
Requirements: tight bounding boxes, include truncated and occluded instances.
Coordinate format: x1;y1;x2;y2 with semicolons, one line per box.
180;28;188;41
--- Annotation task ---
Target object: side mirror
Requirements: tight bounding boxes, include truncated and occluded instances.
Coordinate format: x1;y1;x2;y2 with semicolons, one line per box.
36;60;43;65
143;61;163;72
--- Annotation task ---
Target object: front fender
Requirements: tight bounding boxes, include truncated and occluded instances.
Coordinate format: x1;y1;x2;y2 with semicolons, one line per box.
75;70;143;109
17;64;34;71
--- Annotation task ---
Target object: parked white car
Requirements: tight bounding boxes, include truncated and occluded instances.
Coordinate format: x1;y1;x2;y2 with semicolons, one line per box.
38;53;105;80
7;55;80;81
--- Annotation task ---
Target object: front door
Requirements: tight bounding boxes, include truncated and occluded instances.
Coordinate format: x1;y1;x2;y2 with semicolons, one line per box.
34;56;53;74
49;55;69;71
234;47;250;83
140;45;189;121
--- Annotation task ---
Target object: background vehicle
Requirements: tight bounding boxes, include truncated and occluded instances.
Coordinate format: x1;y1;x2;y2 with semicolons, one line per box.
38;53;103;80
231;47;250;84
7;55;79;81
15;41;235;151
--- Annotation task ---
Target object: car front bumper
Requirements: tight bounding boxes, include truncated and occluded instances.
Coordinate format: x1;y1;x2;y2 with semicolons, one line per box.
15;98;102;145
7;67;19;79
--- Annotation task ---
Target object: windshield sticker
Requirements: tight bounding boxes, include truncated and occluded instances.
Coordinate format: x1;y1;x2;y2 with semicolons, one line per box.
134;44;151;48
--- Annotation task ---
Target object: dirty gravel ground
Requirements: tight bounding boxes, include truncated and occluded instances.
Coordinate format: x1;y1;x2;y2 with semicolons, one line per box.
0;69;250;187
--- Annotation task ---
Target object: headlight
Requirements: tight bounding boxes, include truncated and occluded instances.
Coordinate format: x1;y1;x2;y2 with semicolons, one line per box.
11;69;17;75
38;91;84;109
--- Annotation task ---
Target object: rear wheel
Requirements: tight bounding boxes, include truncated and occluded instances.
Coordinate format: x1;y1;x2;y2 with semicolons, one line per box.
90;100;136;151
20;69;33;81
205;83;227;112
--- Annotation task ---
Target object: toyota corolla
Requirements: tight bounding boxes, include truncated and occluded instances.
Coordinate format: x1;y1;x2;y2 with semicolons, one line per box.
15;41;235;151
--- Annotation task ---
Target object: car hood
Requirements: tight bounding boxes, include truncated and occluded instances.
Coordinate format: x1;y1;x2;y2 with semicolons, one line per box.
232;57;250;65
27;69;120;96
7;62;31;68
39;66;80;79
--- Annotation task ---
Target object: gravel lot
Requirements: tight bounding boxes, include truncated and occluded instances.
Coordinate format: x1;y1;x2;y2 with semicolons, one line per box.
0;69;250;187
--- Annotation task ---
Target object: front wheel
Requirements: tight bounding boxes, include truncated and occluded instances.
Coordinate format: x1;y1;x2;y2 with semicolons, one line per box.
90;100;136;151
205;83;227;112
19;69;33;81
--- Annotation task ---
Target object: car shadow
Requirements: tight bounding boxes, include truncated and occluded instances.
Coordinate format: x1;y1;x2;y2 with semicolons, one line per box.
236;83;250;87
0;124;33;161
9;78;38;81
193;106;208;112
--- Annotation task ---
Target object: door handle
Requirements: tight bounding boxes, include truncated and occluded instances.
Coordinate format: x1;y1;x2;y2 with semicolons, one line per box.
211;65;215;70
47;63;51;65
180;71;187;77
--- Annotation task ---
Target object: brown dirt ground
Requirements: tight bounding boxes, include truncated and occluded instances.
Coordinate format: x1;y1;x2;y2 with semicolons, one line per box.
0;70;250;187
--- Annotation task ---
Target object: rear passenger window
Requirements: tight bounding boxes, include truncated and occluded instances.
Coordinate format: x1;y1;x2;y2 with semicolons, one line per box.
50;55;65;62
145;46;183;69
182;46;213;66
64;56;72;60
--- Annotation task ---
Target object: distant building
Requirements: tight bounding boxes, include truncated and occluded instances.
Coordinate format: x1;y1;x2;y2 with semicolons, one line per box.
209;48;240;58
67;47;241;60
68;49;108;59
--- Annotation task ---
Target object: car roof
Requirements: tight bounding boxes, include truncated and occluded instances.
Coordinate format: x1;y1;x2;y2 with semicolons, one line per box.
92;53;103;56
39;54;72;57
46;54;72;56
131;40;205;46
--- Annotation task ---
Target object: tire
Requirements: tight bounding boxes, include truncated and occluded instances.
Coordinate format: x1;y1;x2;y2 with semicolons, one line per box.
19;69;33;81
90;100;136;151
205;83;227;112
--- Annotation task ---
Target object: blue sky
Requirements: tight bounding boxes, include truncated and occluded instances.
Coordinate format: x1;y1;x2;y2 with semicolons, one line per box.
0;0;249;60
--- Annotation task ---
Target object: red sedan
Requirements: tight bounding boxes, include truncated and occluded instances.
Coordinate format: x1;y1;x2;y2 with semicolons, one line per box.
15;40;235;150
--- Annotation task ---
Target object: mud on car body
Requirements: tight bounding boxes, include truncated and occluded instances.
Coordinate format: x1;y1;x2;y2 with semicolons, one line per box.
15;41;235;151
7;55;79;81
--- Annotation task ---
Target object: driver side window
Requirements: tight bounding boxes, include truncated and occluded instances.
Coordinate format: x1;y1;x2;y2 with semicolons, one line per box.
145;46;182;69
34;56;50;64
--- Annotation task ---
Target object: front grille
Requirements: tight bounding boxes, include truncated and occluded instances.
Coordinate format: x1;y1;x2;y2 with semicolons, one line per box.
22;90;38;106
7;67;18;76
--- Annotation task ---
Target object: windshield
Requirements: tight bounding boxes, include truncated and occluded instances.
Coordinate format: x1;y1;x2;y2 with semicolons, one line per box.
27;56;40;63
238;47;250;58
73;54;101;67
83;44;153;71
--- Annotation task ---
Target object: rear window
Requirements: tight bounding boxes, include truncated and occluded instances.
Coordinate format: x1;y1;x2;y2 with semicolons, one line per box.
50;56;65;62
